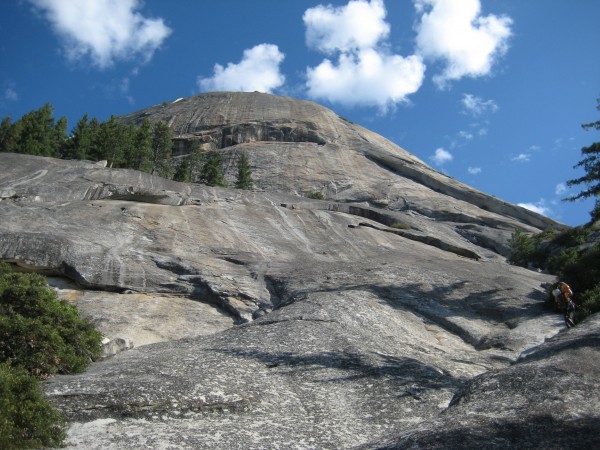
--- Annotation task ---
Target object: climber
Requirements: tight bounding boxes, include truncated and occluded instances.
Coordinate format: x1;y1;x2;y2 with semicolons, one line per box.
552;281;575;328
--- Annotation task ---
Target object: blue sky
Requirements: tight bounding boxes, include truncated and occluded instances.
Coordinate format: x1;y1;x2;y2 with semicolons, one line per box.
1;0;598;226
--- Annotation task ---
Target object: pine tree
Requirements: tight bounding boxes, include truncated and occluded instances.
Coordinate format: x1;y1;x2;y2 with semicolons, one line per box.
150;121;173;175
96;116;124;167
64;113;91;160
54;116;67;157
235;151;253;190
0;116;19;153
115;122;136;169
187;141;206;182
174;157;191;182
86;118;102;161
200;152;228;187
16;103;66;157
565;99;600;221
129;119;153;172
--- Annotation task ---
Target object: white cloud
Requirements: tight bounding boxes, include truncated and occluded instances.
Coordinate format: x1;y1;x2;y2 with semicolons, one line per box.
306;50;425;110
430;147;453;166
414;0;512;88
461;93;498;116
518;200;550;216
29;0;171;69
468;166;482;175
555;183;567;195
511;153;531;162
198;44;285;93
304;0;390;53
304;0;425;111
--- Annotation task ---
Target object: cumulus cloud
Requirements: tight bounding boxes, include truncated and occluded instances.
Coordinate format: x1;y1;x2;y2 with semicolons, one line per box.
468;166;482;175
461;93;498;116
304;0;390;53
414;0;512;88
306;50;425;110
198;44;285;93
430;148;453;166
29;0;171;68
304;0;425;111
518;200;550;216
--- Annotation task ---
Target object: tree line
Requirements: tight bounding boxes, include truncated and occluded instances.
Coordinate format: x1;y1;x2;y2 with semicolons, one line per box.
0;103;253;189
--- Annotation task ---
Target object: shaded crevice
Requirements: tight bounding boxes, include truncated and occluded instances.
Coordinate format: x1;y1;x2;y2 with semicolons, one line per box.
1;259;129;293
244;316;341;327
171;121;328;153
263;275;287;310
58;261;128;293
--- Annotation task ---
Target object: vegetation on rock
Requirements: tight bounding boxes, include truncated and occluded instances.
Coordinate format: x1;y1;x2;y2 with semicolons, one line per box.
0;362;66;449
235;151;253;190
199;152;228;187
0;103;254;189
306;191;325;200
0;263;102;448
508;226;600;322
0;264;102;377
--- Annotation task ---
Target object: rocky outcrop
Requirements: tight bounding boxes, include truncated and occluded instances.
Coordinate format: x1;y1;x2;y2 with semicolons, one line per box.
120;92;562;234
368;314;600;449
1;92;595;449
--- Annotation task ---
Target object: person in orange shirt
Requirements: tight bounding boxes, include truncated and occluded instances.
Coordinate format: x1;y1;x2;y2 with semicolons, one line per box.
553;281;575;327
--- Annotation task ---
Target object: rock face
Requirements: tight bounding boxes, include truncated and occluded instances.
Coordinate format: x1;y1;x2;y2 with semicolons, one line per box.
0;92;596;449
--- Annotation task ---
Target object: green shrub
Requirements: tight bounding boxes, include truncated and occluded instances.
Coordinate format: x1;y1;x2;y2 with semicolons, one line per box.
551;227;591;247
0;362;66;449
558;244;600;294
547;247;580;277
391;222;411;230
508;225;600;323
577;283;600;319
0;265;102;378
306;191;325;200
508;229;537;266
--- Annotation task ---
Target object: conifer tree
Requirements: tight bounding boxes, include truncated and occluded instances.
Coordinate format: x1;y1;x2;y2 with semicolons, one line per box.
63;113;91;160
0;116;19;153
150;121;173;175
174;157;191;182
15;103;66;157
129;119;153;171
187;142;206;182
565;99;600;221
200;152;227;187
96;115;124;167
235;151;253;190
